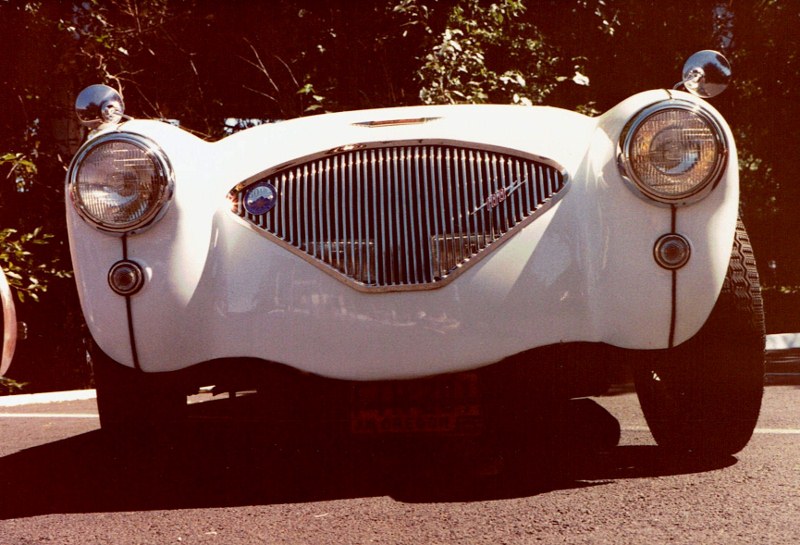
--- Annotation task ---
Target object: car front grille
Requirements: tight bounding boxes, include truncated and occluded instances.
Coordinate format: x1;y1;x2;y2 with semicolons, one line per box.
229;142;568;291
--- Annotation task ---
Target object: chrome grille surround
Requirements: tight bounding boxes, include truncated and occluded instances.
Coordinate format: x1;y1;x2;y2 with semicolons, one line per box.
228;141;569;292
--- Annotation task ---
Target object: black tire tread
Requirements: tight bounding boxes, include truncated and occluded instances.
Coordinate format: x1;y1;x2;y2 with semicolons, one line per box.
634;218;765;457
723;217;765;338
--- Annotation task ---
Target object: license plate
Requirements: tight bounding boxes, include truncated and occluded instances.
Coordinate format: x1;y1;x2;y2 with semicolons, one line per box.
349;373;482;435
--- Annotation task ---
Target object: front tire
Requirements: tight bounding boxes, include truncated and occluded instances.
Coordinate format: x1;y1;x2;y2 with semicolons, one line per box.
634;219;765;457
91;343;187;435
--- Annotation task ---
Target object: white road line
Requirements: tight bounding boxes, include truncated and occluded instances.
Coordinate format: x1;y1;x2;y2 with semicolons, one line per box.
623;425;800;435
752;428;800;435
0;389;97;407
0;413;98;419
0;416;797;434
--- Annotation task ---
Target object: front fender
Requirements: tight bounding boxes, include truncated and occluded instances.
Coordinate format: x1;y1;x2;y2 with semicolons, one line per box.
0;267;17;376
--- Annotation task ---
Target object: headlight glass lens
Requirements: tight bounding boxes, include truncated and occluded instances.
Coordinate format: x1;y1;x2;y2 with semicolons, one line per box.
622;104;726;204
70;135;173;233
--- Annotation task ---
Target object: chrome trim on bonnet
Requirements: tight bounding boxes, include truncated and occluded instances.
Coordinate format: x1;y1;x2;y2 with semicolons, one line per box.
229;140;569;292
352;117;442;128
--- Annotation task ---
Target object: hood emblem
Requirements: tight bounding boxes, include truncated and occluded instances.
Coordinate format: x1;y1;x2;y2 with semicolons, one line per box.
243;181;278;215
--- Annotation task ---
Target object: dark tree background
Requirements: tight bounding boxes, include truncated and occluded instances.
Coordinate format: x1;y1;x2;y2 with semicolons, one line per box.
1;0;798;392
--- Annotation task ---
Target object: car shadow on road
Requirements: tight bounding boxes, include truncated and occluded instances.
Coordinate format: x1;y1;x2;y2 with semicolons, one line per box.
0;396;735;519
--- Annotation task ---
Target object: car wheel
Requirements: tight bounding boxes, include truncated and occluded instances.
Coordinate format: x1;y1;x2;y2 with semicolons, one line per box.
91;342;187;435
634;218;765;457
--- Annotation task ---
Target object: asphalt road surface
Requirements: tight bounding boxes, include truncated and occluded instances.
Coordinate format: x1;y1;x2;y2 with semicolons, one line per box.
0;384;798;545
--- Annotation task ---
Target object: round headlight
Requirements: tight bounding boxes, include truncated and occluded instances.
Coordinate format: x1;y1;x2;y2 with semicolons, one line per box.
619;101;727;205
68;133;173;233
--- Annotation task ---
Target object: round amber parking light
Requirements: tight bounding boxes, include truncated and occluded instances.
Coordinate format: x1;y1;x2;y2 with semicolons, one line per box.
654;234;691;270
68;133;174;234
108;260;145;296
619;101;727;205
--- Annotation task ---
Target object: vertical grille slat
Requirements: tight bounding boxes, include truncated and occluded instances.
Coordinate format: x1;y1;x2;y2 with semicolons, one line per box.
368;150;378;286
420;148;435;283
399;148;412;284
230;143;567;291
459;149;472;262
381;151;391;284
412;149;425;284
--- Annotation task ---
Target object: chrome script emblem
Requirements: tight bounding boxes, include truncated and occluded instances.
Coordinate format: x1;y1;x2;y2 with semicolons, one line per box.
470;177;527;215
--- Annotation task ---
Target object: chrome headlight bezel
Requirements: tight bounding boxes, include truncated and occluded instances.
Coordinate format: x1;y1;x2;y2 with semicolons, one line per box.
67;132;174;234
618;99;728;206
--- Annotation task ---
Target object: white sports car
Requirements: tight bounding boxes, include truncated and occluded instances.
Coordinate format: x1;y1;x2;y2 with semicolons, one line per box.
66;51;764;456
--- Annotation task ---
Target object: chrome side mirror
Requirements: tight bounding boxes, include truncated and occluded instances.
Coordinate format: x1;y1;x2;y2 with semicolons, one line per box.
75;84;126;128
676;50;731;98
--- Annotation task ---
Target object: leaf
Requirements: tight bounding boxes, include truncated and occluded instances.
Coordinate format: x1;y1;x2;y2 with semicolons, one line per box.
572;71;590;86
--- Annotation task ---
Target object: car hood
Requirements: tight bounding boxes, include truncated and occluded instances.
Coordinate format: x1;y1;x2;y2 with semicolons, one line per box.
119;103;598;197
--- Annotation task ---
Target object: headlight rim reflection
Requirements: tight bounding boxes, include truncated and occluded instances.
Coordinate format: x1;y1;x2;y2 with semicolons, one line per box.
618;99;728;206
67;132;174;234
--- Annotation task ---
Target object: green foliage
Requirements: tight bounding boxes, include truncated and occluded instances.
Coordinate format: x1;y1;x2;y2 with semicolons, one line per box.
0;151;37;193
0;227;70;303
0;376;28;395
410;0;558;105
297;82;327;113
55;0;172;89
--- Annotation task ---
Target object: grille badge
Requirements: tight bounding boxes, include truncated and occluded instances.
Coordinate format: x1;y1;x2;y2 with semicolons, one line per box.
244;181;278;215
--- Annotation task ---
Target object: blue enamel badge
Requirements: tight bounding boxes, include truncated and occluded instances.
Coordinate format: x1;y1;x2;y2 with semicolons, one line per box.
243;181;277;215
